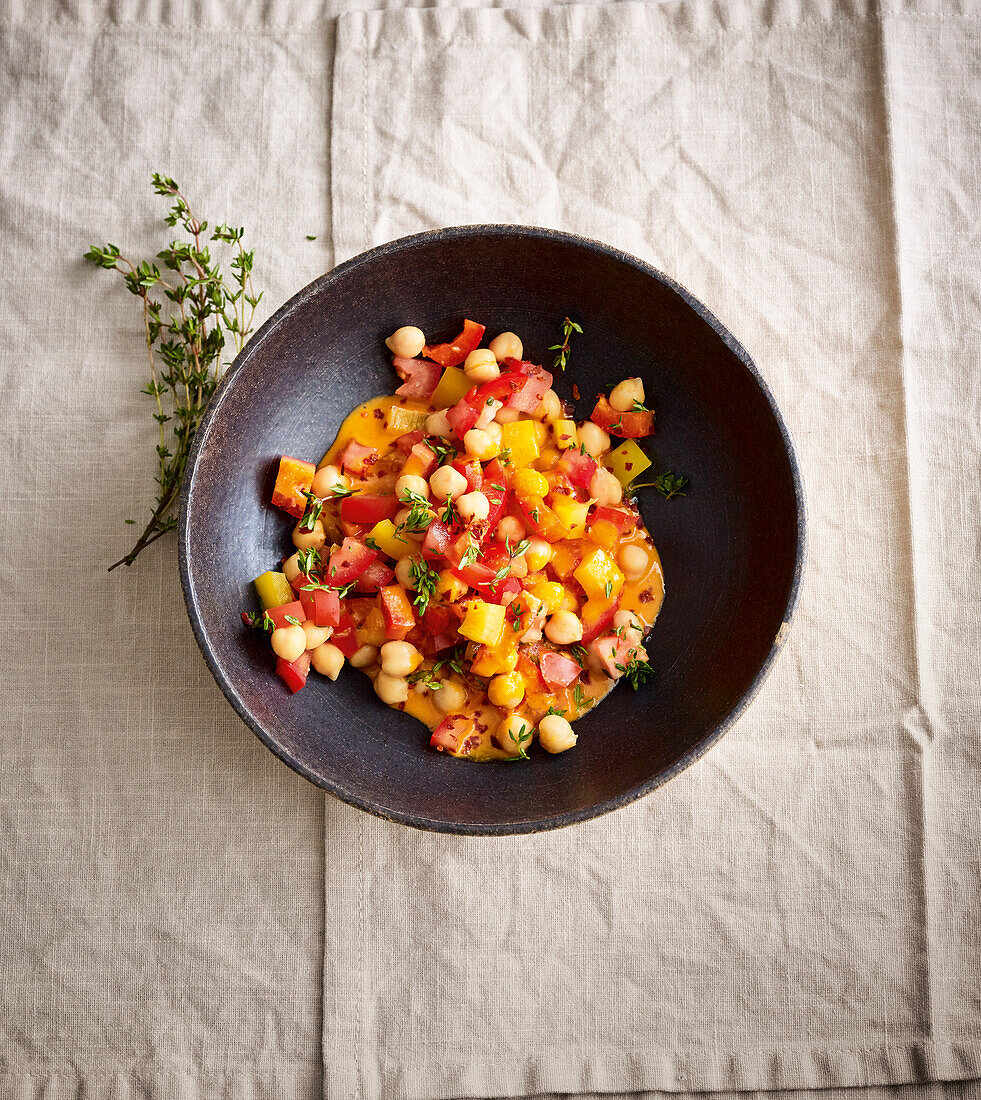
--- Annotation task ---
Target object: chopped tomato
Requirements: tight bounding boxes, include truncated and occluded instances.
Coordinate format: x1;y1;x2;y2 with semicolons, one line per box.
488;576;522;605
590;395;654;438
422;519;451;562
331;612;360;657
539;650;581;688
265;600;306;629
276;651;311;693
446;394;481;439
556;449;597;490
592;505;635;531
326;537;378;586
421;603;455;636
271;455;316;519
338;439;378;474
430;715;475;754
298;586;341;630
581;599;620;644
379;584;416;640
470;371;527;407
480;543;510;572
450;558;498;591
340;493;399;525
353;560;395;594
516;495;569;541
481;486;508;535
403;441;437;479
395;430;424;454
482;457;511;487
589;632;640;678
451;456;483;491
505;365;552;413
393;356;442;399
423;320;486;368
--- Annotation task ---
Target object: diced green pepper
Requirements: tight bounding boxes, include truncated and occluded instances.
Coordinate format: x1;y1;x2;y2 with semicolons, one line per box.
429;366;471;410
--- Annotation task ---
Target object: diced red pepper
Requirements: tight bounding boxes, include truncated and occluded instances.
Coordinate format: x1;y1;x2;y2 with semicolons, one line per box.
331;612;360;657
430;715;475;754
488;576;522;605
482;457;510;487
265;600;306;629
289;570;313;594
539;650;582;688
271;455;316;519
395;430;425;454
422;519;451;562
516;496;568;541
393;357;442;399
470;371;526;407
423;320;486;368
298;586;341;630
451;457;483;491
590;395;654;439
502;358;542;376
481;486;508;536
557;449;598;490
446;394;481;439
581;599;620;645
326;537;378;586
340;493;399;525
338;439;379;474
592;505;635;532
276;651;311;693
353;560;395;594
480;543;510;572
421;603;455;636
379;584;417;640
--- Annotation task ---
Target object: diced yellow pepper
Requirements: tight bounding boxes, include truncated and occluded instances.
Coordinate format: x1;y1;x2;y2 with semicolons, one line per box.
535;447;561;471
606;438;652;488
386;405;428;434
435;570;468;602
459;600;506;647
470;639;519;677
430;366;471;410
367;519;413;560
548;542;581;579
526;579;566;615
574;546;625;601
529;420;548;447
512;468;549;497
500;420;541;467
357;607;388;648
551;495;590;539
581;596;617;637
253;571;294;610
551;419;578;450
586;518;620;551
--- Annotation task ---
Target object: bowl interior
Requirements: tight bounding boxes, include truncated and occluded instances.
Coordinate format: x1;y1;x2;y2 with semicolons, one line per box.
180;226;803;834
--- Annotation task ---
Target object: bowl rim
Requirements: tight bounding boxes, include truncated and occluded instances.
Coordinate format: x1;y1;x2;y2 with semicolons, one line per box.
178;223;807;836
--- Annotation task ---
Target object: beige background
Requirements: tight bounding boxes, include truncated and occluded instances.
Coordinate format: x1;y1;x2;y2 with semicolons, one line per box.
0;0;978;1098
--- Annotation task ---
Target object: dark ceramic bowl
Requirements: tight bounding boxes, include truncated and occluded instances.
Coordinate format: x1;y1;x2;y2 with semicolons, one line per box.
179;226;804;835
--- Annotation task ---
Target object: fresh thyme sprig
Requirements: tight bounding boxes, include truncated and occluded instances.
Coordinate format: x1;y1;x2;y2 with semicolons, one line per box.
295;547;321;575
397;488;434;534
616;657;654;690
629;472;689;499
508;721;532;760
86;174;262;571
299;490;324;532
549;316;583;372
409;559;440;616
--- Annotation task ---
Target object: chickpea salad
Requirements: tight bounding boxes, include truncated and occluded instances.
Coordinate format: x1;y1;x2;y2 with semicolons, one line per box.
243;319;664;760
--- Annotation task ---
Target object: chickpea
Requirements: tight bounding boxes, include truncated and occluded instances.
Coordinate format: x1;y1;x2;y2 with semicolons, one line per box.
537;389;563;421
463;348;501;384
426;409;453;439
396;473;429;502
524;537;552;572
375;671;409;705
476;398;503;430
463;426;501;461
609;376;645;413
544;609;584;645
311;642;344;680
538;714;577;754
614;609;645;647
292;518;326;551
488;672;525;709
619;544;649;579
488;331;523;362
303;620;331;650
271;624;306;662
495;405;520;425
495;515;526;543
283;552;302;584
311;464;348;498
380;640;422;677
589;467;623;507
349;644;378;669
394;507;428;540
434;678;467;713
385;325;426;359
497;713;534;756
429;464;468;501
457;491;490;524
578;420;611;457
394;557;416;589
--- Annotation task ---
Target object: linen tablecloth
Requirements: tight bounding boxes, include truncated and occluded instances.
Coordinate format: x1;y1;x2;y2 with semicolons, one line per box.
0;0;978;1098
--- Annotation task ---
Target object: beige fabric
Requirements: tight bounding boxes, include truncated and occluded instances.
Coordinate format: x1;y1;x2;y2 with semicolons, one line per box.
326;1;981;1097
0;11;333;1099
